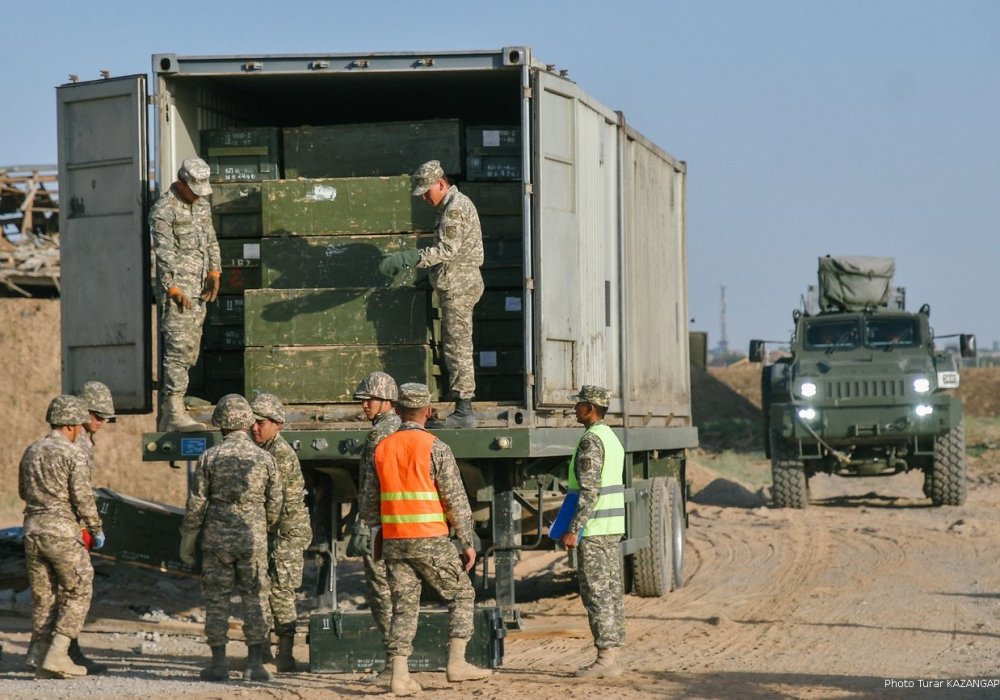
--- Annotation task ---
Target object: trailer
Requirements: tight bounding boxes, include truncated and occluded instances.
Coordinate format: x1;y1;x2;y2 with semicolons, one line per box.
56;47;696;629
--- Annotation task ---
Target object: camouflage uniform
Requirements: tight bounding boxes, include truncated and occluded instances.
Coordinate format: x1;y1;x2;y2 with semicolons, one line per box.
19;403;102;644
361;384;477;658
181;427;282;646
412;162;484;400
151;176;220;399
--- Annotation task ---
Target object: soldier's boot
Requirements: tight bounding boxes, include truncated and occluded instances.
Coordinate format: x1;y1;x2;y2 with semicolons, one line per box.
38;633;87;678
445;637;492;682
369;654;393;685
69;638;108;674
199;645;228;682
389;655;421;695
260;633;274;664
429;399;476;429
243;643;272;682
274;624;297;673
24;633;43;669
574;647;623;678
158;394;206;432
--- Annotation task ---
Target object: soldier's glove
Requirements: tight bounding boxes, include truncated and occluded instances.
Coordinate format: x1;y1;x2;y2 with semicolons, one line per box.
200;270;221;303
378;250;421;278
346;522;373;558
93;530;106;551
167;287;193;312
179;530;198;566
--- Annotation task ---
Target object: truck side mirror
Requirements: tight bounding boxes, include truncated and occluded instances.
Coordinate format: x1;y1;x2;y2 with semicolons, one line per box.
960;334;977;358
748;340;765;363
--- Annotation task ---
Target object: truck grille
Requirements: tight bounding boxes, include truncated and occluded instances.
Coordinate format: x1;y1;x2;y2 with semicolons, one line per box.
823;378;906;399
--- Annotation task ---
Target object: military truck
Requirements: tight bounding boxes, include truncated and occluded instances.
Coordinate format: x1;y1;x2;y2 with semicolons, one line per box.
749;256;976;509
55;47;695;629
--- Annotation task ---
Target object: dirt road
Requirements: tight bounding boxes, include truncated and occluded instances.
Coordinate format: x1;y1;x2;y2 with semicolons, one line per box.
3;462;998;699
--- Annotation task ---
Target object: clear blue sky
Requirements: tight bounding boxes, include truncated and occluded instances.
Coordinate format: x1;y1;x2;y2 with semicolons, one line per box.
4;1;998;353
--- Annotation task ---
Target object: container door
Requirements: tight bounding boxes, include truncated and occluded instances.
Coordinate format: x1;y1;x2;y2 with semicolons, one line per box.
57;75;151;413
532;70;621;407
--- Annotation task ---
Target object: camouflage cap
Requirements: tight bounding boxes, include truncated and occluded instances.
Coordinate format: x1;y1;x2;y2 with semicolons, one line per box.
251;393;286;423
396;382;432;408
570;384;612;408
46;394;91;426
411;159;445;196
212;393;254;430
178;157;212;197
78;380;115;419
353;371;399;402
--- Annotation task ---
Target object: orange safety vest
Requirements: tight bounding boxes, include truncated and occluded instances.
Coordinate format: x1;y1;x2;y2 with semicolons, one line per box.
374;429;448;539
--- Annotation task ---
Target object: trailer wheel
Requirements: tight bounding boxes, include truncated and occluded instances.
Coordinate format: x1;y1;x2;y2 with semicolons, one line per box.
667;476;685;590
634;477;671;597
770;430;809;508
931;420;966;506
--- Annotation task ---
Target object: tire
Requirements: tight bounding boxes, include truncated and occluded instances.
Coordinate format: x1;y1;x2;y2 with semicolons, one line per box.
770;430;809;509
667;477;685;591
634;477;671;597
930;419;966;506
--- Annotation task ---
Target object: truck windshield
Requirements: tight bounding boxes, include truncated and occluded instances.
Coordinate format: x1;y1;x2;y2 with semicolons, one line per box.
864;318;920;349
804;320;860;350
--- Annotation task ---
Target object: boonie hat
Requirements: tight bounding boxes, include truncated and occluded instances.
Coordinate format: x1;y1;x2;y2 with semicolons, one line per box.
570;385;612;408
411;160;444;196
178;157;212;197
397;382;432;408
251;393;286;424
78;380;115;420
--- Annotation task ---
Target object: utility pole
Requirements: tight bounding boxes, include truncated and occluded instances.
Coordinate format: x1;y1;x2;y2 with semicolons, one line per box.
719;285;729;357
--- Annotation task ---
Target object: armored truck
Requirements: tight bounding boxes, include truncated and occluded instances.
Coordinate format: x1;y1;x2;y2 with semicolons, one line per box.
749;256;976;509
55;48;695;627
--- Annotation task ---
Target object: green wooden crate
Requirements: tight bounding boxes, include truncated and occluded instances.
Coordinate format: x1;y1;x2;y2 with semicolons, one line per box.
219;266;261;295
245;288;431;346
201;127;281;183
459;182;521;216
483;236;523;267
472;289;523;346
481;265;521;288
260;234;433;289
201;349;244;381
206;295;245;326
284;119;462;179
245;345;440;404
202;324;244;350
480;214;523;238
465;126;522;182
211;183;262;239
95;488;200;575
218;239;261;268
262;177;435;236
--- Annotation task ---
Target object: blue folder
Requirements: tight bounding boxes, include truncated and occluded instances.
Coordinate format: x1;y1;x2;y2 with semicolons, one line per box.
547;492;579;540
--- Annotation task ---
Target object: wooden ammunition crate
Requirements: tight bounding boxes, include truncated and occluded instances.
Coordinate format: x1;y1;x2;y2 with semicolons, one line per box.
201;127;281;183
210;183;262;239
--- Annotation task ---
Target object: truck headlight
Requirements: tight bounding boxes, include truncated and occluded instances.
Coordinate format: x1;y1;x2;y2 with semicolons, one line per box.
912;377;930;394
799;381;818;398
914;405;934;417
797;407;818;422
937;371;960;389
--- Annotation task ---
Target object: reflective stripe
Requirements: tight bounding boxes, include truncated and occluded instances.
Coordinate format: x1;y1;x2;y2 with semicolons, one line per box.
382;513;448;524
592;507;627;519
568;484;624;496
382;491;440;501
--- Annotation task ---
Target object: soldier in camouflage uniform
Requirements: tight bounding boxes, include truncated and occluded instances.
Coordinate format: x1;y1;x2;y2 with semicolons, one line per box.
249;393;312;672
379;160;484;428
151;156;221;432
19;395;105;679
560;385;626;678
361;383;490;695
180;394;282;682
348;371;401;681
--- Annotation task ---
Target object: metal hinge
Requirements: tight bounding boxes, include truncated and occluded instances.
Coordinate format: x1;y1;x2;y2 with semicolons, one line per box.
525;278;535;290
523;86;533;99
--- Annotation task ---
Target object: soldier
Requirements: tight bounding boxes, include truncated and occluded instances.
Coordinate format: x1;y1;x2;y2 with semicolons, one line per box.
151;156;221;432
179;394;282;682
347;371;401;681
19;395;105;679
361;382;490;695
249;393;312;672
379;160;484;428
559;385;626;678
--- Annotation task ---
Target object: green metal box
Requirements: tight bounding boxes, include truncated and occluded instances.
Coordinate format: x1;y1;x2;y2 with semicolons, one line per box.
472;289;523;346
459;182;521;216
202;324;244;350
245;345;440;404
262;177;435;236
245;288;431;347
308;607;505;673
206;295;245;326
94;488;199;575
260;234;433;289
283;119;462;179
200;127;281;183
465;126;522;181
210;183;262;239
189;349;244;404
218;238;262;294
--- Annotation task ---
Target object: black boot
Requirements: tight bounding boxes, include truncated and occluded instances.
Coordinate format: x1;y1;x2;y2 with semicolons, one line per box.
430;398;475;429
274;623;297;673
69;638;108;674
243;643;273;682
199;644;228;682
260;633;274;664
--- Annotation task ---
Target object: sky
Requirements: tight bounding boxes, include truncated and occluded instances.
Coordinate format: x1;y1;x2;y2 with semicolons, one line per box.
3;0;998;354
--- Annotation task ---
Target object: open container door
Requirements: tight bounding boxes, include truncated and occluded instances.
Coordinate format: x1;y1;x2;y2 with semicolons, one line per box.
57;75;152;413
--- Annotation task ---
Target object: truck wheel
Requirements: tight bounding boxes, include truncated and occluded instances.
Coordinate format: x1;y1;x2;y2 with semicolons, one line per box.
931;420;966;506
634;477;671;597
667;477;685;590
770;430;809;508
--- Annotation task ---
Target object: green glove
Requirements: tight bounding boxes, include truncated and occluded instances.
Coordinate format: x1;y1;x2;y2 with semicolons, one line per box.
378;249;421;278
346;522;373;558
179;530;199;566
